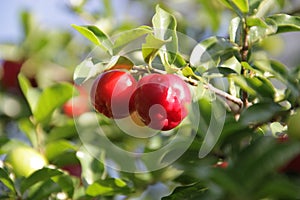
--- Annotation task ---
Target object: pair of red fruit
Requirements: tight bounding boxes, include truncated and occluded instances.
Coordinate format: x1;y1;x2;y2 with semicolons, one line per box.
90;69;192;131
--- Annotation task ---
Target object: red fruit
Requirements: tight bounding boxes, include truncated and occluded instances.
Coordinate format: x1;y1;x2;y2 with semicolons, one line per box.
214;161;228;168
133;74;191;131
1;60;23;92
61;163;82;178
90;70;137;119
63;85;89;117
280;154;300;173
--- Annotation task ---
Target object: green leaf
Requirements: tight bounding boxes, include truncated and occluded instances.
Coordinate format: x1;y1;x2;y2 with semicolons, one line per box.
253;0;279;17
18;73;41;113
0;138;28;155
72;24;112;54
239;102;283;126
152;5;178;65
249;0;263;13
86;178;132;197
21;11;32;37
257;176;300;199
18;118;38;148
52;174;75;197
20;167;63;193
203;67;238;78
182;66;195;77
162;182;207;200
230;75;257;96
142;33;168;64
74;58;98;85
0;168;15;193
113;26;152;54
245;76;275;100
218;0;249;14
27;179;61;200
76;146;104;184
47;120;78;142
229;17;243;45
73;56;134;85
246;17;269;28
267;14;300;33
104;55;134;71
233;137;300;192
45;140;77;161
33;82;74;123
254;60;299;99
190;37;239;70
232;0;249;13
198;0;222;32
248;20;277;44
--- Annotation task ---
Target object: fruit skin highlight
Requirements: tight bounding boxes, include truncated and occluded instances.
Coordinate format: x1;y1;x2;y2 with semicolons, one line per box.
90;70;137;119
133;74;192;131
5;146;48;177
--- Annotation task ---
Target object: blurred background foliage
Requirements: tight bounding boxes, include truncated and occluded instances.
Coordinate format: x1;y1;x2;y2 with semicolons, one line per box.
0;0;300;199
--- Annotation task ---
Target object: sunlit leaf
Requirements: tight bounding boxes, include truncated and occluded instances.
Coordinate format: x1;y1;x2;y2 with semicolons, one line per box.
33;82;74;123
20;167;63;193
190;37;239;71
86;178;132;197
72;24;113;54
218;0;249;15
27;179;61;200
0;168;15;193
152;5;178;65
246;17;269;28
248;20;277;44
245;76;275;100
229;17;243;45
267;14;300;33
47;120;78;142
142;33;168;64
45;140;77;161
230;75;257;96
52;174;75;197
76;146;104;184
18;73;41;113
113;26;152;54
104;55;134;71
0;138;29;155
18;118;38;148
73;57;107;85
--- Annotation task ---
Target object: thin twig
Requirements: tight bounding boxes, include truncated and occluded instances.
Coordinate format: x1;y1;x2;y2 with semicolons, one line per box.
240;23;250;108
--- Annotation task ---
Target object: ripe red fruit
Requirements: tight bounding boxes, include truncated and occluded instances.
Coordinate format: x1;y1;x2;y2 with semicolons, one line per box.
214;161;228;168
90;70;137;119
63;85;89;117
1;60;23;92
61;163;82;178
133;74;191;131
280;154;300;174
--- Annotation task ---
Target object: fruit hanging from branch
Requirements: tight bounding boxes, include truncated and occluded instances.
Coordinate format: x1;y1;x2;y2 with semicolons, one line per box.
90;69;137;119
132;73;191;131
